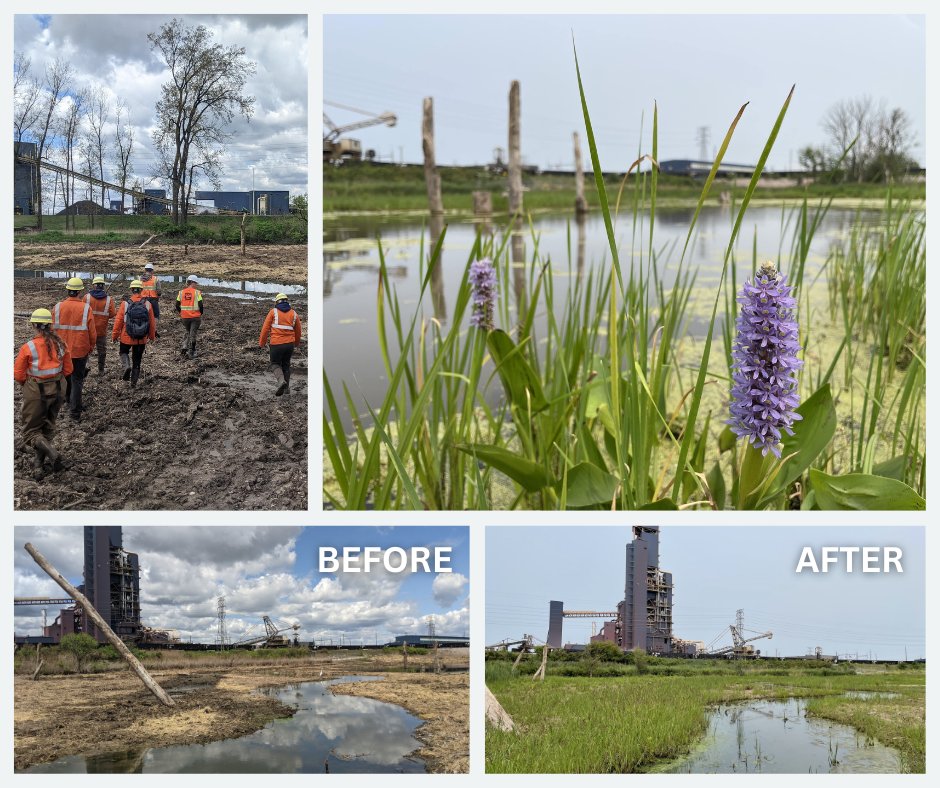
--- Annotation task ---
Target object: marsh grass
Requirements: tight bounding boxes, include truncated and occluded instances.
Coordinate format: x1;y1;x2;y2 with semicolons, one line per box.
323;58;925;511
485;660;925;773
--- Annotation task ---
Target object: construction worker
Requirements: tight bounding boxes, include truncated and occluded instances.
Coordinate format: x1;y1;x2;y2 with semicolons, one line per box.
14;309;73;474
175;274;204;359
53;276;96;422
83;275;117;376
112;280;156;388
139;262;162;327
259;293;302;396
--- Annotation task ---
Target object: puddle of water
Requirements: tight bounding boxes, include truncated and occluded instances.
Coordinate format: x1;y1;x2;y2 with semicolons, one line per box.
665;697;901;774
14;269;305;296
23;677;426;774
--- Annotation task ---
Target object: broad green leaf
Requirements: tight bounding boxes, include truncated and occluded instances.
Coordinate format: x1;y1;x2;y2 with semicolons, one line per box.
759;384;837;504
706;461;726;510
555;462;619;508
809;469;925;511
486;329;549;413
718;426;737;453
871;456;907;482
457;444;551;492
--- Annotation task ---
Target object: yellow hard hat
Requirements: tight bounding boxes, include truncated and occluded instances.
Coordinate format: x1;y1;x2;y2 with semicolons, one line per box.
129;279;144;290
274;293;289;302
92;275;106;285
30;308;53;324
65;277;85;290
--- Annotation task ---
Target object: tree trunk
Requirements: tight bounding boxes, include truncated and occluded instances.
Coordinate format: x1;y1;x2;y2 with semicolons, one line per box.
24;542;175;707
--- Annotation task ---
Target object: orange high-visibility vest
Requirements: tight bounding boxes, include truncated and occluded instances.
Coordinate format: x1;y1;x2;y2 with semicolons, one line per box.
84;292;115;334
139;275;159;299
178;286;203;319
52;299;96;358
269;307;298;344
14;338;73;384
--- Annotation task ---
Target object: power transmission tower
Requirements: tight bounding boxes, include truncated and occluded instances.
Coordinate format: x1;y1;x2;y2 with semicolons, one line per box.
217;595;227;650
428;616;441;673
696;126;712;161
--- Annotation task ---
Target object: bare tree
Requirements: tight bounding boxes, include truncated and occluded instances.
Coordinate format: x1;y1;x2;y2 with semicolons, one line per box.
85;86;111;213
184;144;223;218
58;91;86;231
33;59;73;228
148;19;256;225
821;96;917;183
13;53;42;148
112;100;135;216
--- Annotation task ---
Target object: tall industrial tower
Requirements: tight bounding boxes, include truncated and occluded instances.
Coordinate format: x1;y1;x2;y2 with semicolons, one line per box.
83;526;141;643
622;526;673;653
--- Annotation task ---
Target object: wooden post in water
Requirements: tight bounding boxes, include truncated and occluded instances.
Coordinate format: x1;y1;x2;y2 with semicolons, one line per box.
402;641;409;671
508;81;526;316
24;542;175;707
422;96;447;320
573;131;588;216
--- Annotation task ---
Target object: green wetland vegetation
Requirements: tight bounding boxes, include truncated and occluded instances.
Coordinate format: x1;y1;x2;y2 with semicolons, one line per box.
484;653;926;773
323;66;926;511
14;212;307;245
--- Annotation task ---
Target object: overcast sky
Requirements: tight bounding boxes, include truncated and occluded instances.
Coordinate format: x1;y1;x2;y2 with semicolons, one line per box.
324;14;925;171
14;526;469;646
487;526;925;661
14;14;308;198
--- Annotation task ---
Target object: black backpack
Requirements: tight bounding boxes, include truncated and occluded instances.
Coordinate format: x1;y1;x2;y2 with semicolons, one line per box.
125;300;151;340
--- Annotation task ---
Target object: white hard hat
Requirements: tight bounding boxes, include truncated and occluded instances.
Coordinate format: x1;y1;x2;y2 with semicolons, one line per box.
187;274;198;282
144;263;154;270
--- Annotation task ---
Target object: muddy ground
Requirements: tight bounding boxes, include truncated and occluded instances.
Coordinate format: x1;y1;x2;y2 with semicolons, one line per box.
14;652;469;774
12;243;307;510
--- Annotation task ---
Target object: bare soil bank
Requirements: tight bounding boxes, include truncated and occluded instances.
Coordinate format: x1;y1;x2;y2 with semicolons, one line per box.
14;654;468;773
13;266;307;510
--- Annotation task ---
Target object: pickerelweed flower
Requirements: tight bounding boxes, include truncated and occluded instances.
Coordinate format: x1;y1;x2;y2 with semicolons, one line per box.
468;257;497;330
728;261;803;458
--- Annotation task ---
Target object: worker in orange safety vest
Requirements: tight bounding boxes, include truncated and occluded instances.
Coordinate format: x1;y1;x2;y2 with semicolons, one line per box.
14;308;74;475
139;262;162;330
259;293;302;396
83;275;117;376
175;274;204;359
112;279;157;388
53;277;96;422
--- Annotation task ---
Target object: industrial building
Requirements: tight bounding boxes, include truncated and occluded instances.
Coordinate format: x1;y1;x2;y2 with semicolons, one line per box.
660;159;755;178
195;190;290;215
390;634;470;649
548;527;698;657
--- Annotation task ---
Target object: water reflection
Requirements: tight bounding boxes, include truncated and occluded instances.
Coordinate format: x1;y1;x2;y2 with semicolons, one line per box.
24;677;426;774
666;697;901;774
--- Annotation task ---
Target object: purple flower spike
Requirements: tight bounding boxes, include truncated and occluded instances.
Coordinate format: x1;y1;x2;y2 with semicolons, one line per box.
728;261;804;458
468;257;497;331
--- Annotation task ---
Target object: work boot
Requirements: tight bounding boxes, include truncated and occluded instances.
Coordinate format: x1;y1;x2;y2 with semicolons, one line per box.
272;366;287;397
180;345;189;356
32;446;46;478
120;354;131;381
98;356;106;377
131;367;140;388
34;437;62;472
188;348;196;359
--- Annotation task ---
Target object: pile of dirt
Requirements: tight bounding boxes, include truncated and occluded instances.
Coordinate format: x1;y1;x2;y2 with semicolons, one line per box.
13;271;307;510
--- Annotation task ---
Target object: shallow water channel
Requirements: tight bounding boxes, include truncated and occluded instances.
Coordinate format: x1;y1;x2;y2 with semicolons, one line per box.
25;677;426;774
664;697;900;774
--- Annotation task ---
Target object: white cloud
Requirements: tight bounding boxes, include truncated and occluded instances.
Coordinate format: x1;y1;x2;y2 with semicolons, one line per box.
432;572;468;608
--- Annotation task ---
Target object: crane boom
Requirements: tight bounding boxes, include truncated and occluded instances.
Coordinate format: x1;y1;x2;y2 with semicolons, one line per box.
322;103;397;162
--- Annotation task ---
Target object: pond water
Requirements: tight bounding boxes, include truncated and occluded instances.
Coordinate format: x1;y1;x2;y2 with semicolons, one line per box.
323;206;875;426
24;677;426;774
14;269;305;295
664;697;900;774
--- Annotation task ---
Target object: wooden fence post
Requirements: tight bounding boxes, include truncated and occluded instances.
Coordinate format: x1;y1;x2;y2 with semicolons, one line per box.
422;96;447;320
573;131;588;216
24;542;175;707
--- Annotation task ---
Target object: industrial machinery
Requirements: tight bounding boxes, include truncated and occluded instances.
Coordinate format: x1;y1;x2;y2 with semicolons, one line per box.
230;615;300;648
707;610;772;659
323;101;397;162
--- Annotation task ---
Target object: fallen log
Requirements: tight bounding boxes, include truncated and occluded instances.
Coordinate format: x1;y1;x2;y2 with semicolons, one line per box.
485;686;515;732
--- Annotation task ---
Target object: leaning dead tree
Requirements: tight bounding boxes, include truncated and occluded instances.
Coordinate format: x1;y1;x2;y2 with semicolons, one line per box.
24;542;175;707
